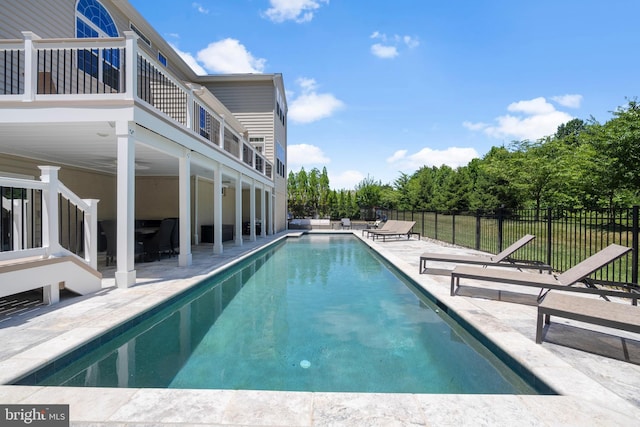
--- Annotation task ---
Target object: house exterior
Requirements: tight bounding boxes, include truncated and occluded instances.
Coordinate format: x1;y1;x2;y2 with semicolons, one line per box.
0;0;288;291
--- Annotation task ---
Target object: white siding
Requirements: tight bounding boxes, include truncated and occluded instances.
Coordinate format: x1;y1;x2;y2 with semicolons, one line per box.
204;83;278;161
205;84;274;112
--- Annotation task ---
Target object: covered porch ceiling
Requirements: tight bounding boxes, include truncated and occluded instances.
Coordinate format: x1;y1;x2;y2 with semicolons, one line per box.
0;121;252;189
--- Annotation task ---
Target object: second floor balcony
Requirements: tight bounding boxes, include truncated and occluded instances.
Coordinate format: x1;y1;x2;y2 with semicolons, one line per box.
0;31;273;180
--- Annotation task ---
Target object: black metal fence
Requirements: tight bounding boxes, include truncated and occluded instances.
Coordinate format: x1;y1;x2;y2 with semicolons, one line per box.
383;207;640;286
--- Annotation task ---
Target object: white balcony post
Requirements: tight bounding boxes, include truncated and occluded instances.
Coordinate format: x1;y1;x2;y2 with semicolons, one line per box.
260;184;266;237
269;191;274;235
38;166;62;257
193;177;200;244
213;163;223;255
123;31;137;100
219;115;225;148
249;180;256;242
178;150;192;266
235;172;243;246
185;84;197;131
22;31;40;102
83;199;99;269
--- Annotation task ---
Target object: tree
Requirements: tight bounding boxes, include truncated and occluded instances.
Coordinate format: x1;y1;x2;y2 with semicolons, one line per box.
307;168;320;217
555;118;586;145
474;146;524;209
287;170;304;218
355;176;382;220
393;172;412;210
318;167;331;217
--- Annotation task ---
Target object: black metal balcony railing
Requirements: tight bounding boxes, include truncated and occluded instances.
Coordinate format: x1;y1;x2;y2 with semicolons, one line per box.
0;32;273;180
1;48;23;94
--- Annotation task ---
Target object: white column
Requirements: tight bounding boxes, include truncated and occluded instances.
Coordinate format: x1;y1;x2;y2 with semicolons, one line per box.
260;184;266;237
234;172;243;246
178;151;192;266
269;191;275;235
115;121;136;288
213;163;223;254
249;180;256;242
38;166;62;257
193;177;200;244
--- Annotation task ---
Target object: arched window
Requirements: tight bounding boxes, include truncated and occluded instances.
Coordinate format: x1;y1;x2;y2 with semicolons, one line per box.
75;0;120;90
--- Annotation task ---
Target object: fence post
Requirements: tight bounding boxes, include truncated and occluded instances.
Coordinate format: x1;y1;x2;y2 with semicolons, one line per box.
497;206;504;252
475;209;481;250
452;211;456;245
546;207;553;268
435;211;438;241
633;206;639;285
421;211;425;238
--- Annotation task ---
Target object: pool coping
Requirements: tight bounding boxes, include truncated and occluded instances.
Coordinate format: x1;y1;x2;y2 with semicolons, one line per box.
0;230;639;425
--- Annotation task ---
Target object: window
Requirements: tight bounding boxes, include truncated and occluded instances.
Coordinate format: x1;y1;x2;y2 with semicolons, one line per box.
250;137;265;153
158;51;167;67
276;141;286;178
198;106;210;139
276;88;286;126
76;0;120;90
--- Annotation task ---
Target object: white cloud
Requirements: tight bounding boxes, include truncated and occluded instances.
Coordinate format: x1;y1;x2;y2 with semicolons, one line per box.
371;43;398;59
169;43;207;75
462;121;488;131
287;144;331;169
464;96;575;141
288;78;344;124
387;149;408;163
330;170;365;191
263;0;329;23
196;38;266;73
387;147;479;169
508;97;556;115
403;35;420;49
551;94;583;108
192;2;209;14
370;31;419;59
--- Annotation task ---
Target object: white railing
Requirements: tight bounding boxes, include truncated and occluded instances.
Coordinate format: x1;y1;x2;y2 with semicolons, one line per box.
0;31;274;180
0;167;99;269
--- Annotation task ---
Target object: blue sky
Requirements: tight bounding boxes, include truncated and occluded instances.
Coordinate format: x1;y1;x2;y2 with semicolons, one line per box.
129;0;640;190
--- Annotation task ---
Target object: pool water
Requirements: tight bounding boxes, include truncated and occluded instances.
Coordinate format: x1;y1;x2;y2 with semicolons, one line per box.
34;235;538;394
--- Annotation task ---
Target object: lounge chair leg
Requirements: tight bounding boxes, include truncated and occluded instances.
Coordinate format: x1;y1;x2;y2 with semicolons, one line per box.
450;276;458;296
536;312;545;343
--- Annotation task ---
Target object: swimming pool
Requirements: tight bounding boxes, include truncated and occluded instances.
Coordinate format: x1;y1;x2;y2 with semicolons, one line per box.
22;235;544;394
